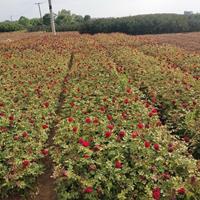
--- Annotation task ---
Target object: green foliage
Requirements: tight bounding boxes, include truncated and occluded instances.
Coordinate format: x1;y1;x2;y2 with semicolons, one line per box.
18;16;30;28
0;22;23;32
80;14;200;35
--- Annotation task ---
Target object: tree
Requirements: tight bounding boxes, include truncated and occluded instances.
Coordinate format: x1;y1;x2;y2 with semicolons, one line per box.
56;9;72;25
43;13;51;26
18;16;30;27
84;15;91;22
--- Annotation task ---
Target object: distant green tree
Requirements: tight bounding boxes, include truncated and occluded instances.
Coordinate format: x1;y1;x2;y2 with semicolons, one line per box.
56;9;72;25
84;15;91;22
18;16;30;27
43;13;51;26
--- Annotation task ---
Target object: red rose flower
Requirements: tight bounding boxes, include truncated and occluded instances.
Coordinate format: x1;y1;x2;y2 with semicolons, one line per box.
107;124;114;130
144;141;151;148
122;112;128;119
22;160;30;168
99;106;106;113
162;172;171;180
137;122;144;129
119;130;126;138
67;117;74;123
93;118;99;124
83;154;90;159
85;117;91;124
115;160;122;169
149;112;153;117
124;98;129;104
70;102;75;107
9;115;14;121
72;127;78;133
151;108;157;113
126;88;132;94
43;102;49;108
22;131;29;138
79;138;84;144
152;187;161;200
41;148;49;156
82;141;90;147
105;131;112;138
177;187;186;195
132;131;138;138
42;124;48;129
154;143;160;151
84;186;93;193
107;114;112;121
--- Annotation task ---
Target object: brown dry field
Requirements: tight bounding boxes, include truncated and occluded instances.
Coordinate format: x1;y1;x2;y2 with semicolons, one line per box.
1;31;200;52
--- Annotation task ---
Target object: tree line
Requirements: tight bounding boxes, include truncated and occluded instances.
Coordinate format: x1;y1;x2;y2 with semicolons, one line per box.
0;9;91;32
1;11;200;35
80;14;200;35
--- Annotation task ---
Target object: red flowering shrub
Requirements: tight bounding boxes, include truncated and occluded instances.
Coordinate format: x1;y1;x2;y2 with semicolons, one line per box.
51;43;200;200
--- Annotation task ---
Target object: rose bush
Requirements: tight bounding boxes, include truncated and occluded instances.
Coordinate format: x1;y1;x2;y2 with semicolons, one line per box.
51;39;200;199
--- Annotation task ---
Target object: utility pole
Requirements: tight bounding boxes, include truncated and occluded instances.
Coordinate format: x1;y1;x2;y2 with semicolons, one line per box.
10;16;13;22
35;2;43;19
48;0;56;35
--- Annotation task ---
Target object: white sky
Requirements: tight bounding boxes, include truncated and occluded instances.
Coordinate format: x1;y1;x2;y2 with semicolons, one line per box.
0;0;200;22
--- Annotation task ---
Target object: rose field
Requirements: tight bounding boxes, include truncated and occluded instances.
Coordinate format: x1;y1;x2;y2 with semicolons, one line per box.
0;32;200;200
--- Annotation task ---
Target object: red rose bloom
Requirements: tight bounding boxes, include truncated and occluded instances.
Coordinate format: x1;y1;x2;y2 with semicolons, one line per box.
41;148;49;156
105;131;112;138
151;108;157;113
72;127;78;133
126;88;132;94
107;114;112;121
83;154;90;159
152;187;161;200
93;118;99;124
144;141;151;148
132;131;138;138
107;124;114;130
43;101;49;108
22;160;30;168
82;141;90;147
22;131;29;138
115;160;122;168
99;106;106;112
85;117;91;124
79;138;84;144
67;117;74;123
119;130;126;138
42;124;48;129
9;115;14;121
154;143;160;151
177;187;186;195
124;98;129;104
137;122;144;129
84;186;93;193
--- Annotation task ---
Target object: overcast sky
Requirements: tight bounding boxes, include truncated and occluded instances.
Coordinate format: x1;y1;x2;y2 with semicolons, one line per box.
0;0;200;22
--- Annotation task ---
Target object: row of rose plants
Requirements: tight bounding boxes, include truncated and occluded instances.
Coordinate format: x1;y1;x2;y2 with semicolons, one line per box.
51;38;200;199
94;34;200;158
97;33;200;79
0;35;75;198
137;44;200;80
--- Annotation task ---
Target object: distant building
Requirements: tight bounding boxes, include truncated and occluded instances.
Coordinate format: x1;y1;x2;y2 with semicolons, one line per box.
184;11;193;15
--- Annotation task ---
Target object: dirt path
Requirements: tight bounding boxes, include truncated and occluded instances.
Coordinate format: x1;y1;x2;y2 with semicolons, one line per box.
34;53;74;200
